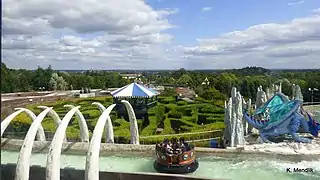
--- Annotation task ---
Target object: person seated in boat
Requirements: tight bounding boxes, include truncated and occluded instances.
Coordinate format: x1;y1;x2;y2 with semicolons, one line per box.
174;142;182;155
179;137;187;152
179;137;193;151
163;139;174;155
163;138;169;145
166;145;174;155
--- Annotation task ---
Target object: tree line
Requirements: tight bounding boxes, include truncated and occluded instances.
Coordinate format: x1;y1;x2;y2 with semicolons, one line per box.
1;63;320;102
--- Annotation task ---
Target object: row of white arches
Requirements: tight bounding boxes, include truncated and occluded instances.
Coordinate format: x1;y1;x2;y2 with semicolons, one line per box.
1;100;139;180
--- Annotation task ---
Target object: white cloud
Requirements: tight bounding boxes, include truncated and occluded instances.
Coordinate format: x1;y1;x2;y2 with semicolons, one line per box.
312;8;320;14
2;0;182;69
183;11;320;69
202;7;212;12
288;0;305;6
2;0;320;70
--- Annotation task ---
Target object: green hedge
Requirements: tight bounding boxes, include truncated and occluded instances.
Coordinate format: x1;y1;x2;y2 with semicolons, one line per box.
168;109;182;119
140;116;158;136
155;104;166;124
158;96;176;104
177;101;188;106
5;95;226;146
161;118;175;135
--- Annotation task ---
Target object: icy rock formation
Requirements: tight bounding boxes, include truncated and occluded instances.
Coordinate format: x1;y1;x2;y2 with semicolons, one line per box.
242;98;252;135
252;86;267;134
224;87;245;147
266;84;283;99
278;82;282;93
255;86;267;110
224;101;231;146
292;84;304;101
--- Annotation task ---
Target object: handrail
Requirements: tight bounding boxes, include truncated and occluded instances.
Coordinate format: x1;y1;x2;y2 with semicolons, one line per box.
185;137;220;143
139;130;222;139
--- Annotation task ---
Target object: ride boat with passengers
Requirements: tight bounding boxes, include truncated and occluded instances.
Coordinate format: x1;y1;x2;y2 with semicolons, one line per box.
153;137;199;174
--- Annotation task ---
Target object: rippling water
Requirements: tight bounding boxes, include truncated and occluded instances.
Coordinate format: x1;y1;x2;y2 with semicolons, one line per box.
1;150;319;180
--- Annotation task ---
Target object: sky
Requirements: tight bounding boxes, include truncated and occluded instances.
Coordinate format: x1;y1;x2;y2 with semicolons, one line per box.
2;0;320;70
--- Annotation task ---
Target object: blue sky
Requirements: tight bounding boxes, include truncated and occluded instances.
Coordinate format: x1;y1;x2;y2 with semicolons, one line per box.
2;0;320;69
148;0;319;45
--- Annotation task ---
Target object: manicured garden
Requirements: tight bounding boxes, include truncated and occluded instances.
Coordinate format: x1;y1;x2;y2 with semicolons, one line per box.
9;96;225;145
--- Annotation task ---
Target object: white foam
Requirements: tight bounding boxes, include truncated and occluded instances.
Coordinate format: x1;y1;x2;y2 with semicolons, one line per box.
244;137;320;155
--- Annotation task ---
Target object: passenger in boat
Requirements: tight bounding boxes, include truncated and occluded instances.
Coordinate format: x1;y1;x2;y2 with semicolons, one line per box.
174;142;182;155
179;137;187;152
163;138;169;145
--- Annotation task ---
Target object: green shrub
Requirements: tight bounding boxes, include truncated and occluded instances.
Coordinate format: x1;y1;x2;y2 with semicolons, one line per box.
161;118;175;134
159;96;176;104
206;117;217;124
213;100;225;108
141;116;157;136
148;106;156;116
66;126;81;139
177;101;187;106
114;128;131;137
165;104;177;111
155;104;166;124
170;119;196;133
181;116;197;124
137;119;143;133
168;109;182;119
183;108;193;116
113;119;129;127
199;104;216;113
81;109;101;119
191;122;225;132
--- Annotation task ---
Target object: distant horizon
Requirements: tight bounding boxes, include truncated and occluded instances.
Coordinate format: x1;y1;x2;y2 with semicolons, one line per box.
32;68;320;71
3;62;320;71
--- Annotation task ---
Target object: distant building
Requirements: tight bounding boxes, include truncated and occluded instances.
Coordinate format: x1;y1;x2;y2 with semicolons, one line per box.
176;87;196;99
201;77;210;85
120;73;142;79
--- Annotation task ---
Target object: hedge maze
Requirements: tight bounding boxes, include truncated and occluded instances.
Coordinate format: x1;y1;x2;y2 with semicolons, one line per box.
7;96;225;146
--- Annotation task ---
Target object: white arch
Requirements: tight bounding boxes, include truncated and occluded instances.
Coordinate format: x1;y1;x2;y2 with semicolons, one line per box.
121;100;139;145
1;109;25;137
45;106;81;180
85;101;139;180
85;104;116;180
38;106;67;142
15;107;53;180
92;102;114;143
0;108;46;142
64;105;90;142
91;102;106;112
14;108;46;142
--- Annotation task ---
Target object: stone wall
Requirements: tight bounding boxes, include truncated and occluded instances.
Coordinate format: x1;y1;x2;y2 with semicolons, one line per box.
0;164;218;180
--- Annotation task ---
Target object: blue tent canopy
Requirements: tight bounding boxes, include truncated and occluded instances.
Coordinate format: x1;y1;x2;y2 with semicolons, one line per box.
110;83;160;98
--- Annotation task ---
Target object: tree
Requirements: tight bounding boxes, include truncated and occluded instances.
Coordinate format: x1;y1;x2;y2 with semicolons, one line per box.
49;73;68;91
178;74;192;86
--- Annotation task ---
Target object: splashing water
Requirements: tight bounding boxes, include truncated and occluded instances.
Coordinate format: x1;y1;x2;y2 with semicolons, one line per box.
1;150;319;180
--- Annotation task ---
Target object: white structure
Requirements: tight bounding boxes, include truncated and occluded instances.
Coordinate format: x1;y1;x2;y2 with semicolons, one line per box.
224;87;245;148
0;101;139;180
292;84;304;101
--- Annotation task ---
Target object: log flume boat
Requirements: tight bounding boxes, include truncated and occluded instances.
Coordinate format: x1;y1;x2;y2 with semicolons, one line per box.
153;137;199;174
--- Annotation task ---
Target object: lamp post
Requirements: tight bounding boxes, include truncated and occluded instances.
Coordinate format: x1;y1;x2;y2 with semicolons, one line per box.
308;88;319;104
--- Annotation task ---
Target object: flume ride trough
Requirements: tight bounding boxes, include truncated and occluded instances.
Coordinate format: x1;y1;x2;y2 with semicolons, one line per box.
243;93;320;143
